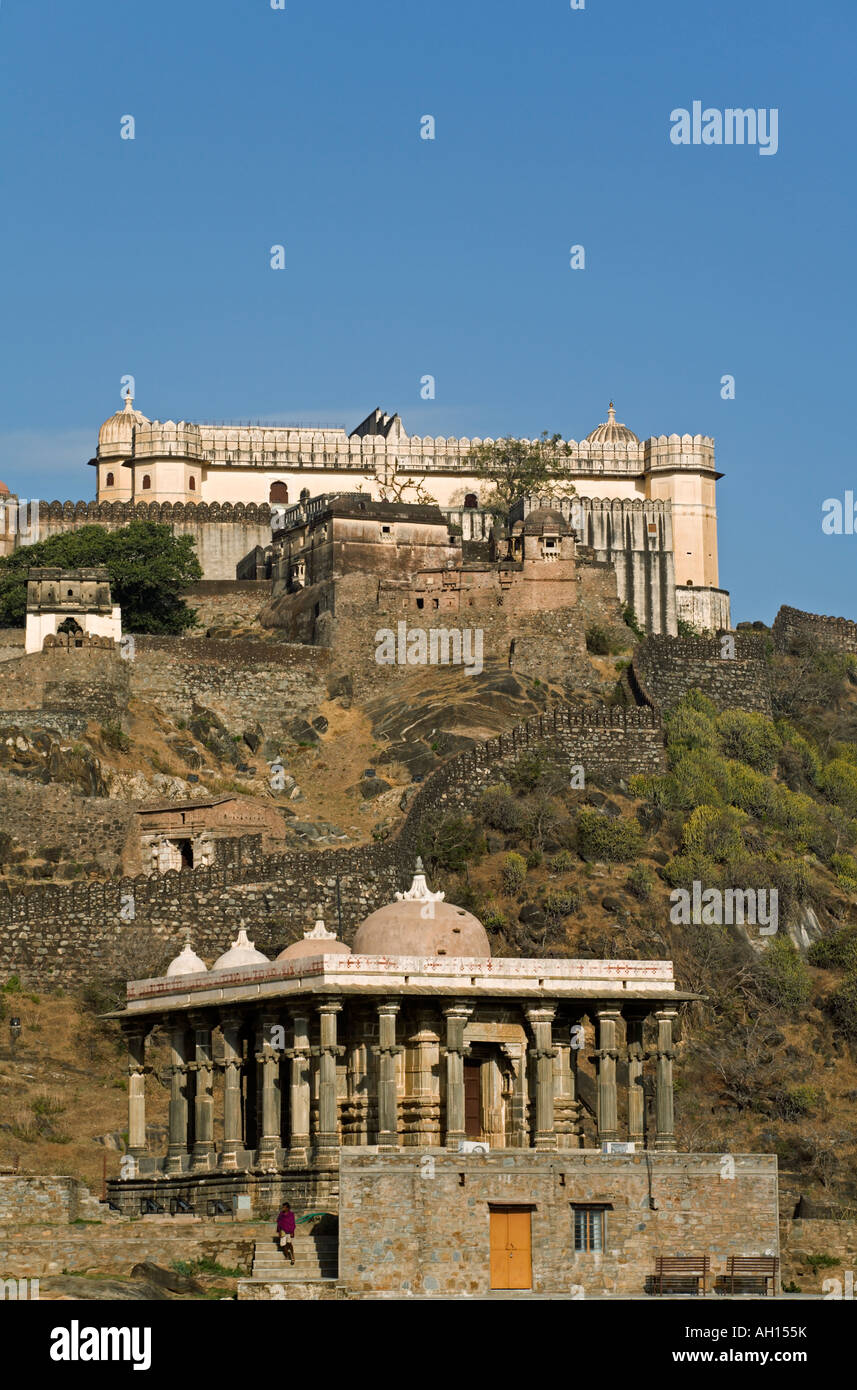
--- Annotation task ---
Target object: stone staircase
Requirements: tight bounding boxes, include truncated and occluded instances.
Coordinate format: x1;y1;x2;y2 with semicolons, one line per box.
250;1223;338;1282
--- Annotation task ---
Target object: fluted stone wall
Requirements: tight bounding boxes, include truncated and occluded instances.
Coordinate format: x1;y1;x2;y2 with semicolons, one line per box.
772;605;857;655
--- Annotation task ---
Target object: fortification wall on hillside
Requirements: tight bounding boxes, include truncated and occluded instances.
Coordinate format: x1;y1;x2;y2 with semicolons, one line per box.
129;637;329;730
631;634;772;716
33;500;274;580
772;605;857;655
0;705;666;987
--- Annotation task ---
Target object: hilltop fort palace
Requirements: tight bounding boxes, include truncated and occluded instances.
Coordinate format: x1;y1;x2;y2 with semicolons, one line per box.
0;397;729;634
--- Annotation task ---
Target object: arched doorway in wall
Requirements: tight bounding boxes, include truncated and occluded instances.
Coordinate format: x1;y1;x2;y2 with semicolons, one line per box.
57;617;84;648
269;481;289;504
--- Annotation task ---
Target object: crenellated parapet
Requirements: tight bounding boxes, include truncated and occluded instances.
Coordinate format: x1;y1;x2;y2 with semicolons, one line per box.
38;499;275;525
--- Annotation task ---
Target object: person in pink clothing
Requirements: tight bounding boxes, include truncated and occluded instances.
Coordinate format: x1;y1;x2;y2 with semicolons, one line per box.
276;1202;296;1265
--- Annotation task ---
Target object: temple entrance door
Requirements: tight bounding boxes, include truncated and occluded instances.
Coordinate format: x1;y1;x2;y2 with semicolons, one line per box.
464;1059;482;1138
489;1207;532;1290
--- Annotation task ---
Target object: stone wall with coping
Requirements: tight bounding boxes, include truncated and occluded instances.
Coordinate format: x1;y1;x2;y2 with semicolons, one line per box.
631;634;772;715
337;1150;780;1297
772;605;857;656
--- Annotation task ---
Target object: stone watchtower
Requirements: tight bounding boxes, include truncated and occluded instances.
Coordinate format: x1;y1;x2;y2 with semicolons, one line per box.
24;566;122;654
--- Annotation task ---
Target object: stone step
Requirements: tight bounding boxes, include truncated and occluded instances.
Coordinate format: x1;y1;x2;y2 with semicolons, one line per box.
251;1237;337;1281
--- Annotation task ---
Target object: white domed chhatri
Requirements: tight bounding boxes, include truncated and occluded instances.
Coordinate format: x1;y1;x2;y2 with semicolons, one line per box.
352;859;491;959
165;941;208;977
98;391;149;457
212;927;269;972
585;401;639;446
277;918;352;961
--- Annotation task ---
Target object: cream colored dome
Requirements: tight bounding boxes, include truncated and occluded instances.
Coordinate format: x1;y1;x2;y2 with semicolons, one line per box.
352;861;491;958
98;392;149;456
585;402;639;445
166;942;208;977
277;919;352;961
212;927;269;972
520;507;571;536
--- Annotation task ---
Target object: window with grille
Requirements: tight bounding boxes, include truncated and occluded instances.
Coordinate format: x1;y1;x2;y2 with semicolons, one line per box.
572;1206;605;1252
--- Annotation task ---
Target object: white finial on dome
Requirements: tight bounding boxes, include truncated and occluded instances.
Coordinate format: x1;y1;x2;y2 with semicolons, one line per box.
395;858;445;905
123;389;134;412
607;401;616;421
166;939;208;977
304;918;337;941
212;927;270;971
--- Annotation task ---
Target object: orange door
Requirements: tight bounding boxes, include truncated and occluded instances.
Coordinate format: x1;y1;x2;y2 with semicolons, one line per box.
489;1208;532;1290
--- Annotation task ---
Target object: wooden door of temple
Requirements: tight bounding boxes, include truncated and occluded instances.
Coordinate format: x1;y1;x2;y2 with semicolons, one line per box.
489;1207;532;1290
464;1058;482;1138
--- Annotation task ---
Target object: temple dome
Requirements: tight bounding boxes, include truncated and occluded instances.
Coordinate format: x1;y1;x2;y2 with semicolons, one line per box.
585;402;639;445
212;927;269;971
277;919;352;961
98;392;149;456
352;861;491;958
0;480;10;497
166;942;208;977
520;506;571;536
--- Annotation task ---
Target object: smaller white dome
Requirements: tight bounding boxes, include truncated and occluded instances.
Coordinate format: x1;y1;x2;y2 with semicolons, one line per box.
213;927;270;972
166;942;208;977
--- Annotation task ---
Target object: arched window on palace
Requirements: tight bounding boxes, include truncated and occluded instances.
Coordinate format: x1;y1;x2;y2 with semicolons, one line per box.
141;475;151;491
464;492;478;509
188;476;196;491
105;472;114;488
269;481;289;504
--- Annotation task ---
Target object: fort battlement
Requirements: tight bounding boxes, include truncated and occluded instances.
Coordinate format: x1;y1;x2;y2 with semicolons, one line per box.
772;604;857;655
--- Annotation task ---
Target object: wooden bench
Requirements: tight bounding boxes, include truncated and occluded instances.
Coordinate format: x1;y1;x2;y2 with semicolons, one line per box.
653;1256;710;1295
726;1256;779;1296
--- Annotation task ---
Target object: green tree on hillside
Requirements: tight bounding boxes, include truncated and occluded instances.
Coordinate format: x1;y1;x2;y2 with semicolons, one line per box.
0;523;202;633
464;433;576;516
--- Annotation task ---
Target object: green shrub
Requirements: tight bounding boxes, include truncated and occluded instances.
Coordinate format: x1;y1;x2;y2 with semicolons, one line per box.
585;625;611;655
508;752;547;794
759;938;812;1014
824;977;857;1038
716;710;781;773
501;852;527;894
550;849;576;873
100;722;130;753
820;758;857;817
664;697;719;757
808;925;857;974
416;814;483;873
681;805;747;864
480;785;525;832
525;848;543;869
576;810;643;863
543;885;582;918
829;853;857;894
626;863;656;900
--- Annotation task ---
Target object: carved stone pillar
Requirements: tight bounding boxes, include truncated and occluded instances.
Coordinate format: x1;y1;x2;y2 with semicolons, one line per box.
373;1002;402;1149
501;1042;529;1147
552;1020;582;1150
219;1013;243;1171
255;1011;282;1172
286;1009;311;1166
402;1011;441;1146
525;1004;558;1150
165;1019;191;1175
189;1013;215;1172
125;1024;149;1160
654;1008;678;1151
342;1039;369;1145
315;999;343;1161
594;1006;622;1145
442;1003;471;1148
625;1013;646;1146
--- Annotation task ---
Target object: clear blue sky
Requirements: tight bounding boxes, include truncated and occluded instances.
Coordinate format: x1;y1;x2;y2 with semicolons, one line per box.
1;0;854;625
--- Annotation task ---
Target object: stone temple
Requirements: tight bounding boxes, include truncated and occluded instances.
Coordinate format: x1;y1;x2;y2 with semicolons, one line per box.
105;865;779;1296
